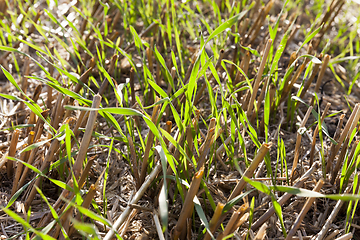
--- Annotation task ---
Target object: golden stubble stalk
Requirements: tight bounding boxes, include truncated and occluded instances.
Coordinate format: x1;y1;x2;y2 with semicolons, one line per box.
216;204;248;240
298;52;322;104
127;134;140;190
228;142;272;200
98;55;118;96
27;85;43;130
17;110;49;190
281;45;313;107
248;0;273;43
311;54;331;106
248;5;273;43
139;98;161;185
330;104;360;183
53;180;75;239
254;223;268;240
203;202;224;240
328;104;360;183
0;0;7;18
11;131;35;196
285;179;325;240
67;184;97;236
314;0;345;49
332;233;353;240
73;66;94;94
198;118;216;156
246;39;272;120
290;106;313;182
234;49;250;86
73;94;102;179
20;57;30;110
42;156;97;235
56;156;102;238
130;68;136;106
197;127;215;170
25;138;60;211
172;166;205;240
7;129;20;178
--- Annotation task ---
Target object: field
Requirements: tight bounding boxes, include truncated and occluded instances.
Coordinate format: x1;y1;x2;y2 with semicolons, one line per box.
0;0;360;239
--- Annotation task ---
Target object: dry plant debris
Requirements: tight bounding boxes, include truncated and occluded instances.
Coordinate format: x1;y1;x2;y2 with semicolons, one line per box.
0;0;360;239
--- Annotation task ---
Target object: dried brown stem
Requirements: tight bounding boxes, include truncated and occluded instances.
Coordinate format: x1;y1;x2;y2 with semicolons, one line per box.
229;45;238;79
120;209;138;237
104;163;162;240
246;39;272;119
11;131;34;196
139;100;161;185
254;223;268;240
320;1;345;39
246;6;264;41
128;134;140;189
18;110;49;189
323;230;340;240
73;94;101;179
232;212;249;233
299;54;321;100
314;186;352;240
130;68;135;106
311;55;331;106
347;140;359;170
329;104;360;183
98;55;118;95
228;142;272;200
50;93;63;129
333;233;353;240
282;56;311;105
124;22;159;53
290;106;313;181
7;129;20;178
68;184;97;236
25;138;59;211
286;179;324;240
78;156;96;189
285;25;300;50
252;161;320;231
326;114;345;173
111;8;121;31
73;66;94;94
173;166;204;240
234;50;250;86
251;76;269;122
197;128;215;170
164;121;172;146
217;205;247;239
203;202;224;240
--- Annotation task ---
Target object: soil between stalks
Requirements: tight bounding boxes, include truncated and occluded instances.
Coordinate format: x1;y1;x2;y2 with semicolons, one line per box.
0;0;360;239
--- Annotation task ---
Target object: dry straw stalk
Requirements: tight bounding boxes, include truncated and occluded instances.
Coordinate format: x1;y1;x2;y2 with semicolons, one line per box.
73;94;101;179
290;106;313;181
286;179;324;239
173;166;205;240
228;142;272;200
252;161;320;230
